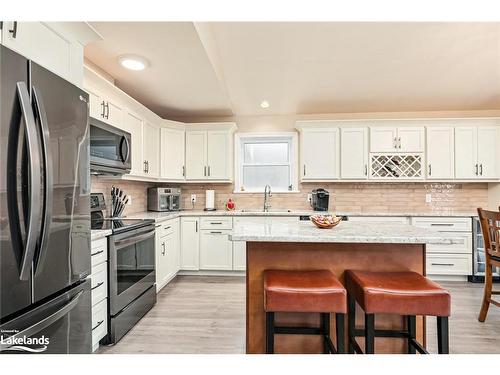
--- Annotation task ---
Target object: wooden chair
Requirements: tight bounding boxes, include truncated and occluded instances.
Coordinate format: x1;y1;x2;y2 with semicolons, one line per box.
477;207;500;322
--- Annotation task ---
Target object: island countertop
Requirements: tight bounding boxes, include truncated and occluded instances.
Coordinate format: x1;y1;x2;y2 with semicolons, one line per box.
230;220;464;244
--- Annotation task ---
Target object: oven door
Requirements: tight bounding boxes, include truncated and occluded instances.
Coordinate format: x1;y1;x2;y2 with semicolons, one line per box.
108;225;155;315
89;118;131;174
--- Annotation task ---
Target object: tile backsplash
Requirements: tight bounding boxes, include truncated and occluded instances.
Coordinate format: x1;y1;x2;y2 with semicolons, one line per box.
91;176;488;216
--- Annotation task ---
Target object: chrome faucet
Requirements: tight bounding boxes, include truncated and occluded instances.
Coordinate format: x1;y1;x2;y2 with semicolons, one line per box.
263;185;272;212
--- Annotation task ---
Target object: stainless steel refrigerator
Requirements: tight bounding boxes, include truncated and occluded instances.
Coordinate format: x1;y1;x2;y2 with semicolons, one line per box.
0;46;92;353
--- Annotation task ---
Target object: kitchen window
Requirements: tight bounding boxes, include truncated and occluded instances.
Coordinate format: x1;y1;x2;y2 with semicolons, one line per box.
235;133;298;192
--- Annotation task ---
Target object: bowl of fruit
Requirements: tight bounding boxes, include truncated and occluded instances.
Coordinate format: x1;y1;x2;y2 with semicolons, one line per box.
310;214;342;229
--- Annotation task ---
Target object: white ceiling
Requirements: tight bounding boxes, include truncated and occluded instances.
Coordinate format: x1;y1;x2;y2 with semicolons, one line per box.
85;22;500;118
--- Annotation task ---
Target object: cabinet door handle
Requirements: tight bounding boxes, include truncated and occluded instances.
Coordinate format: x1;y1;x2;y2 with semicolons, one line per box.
303;165;306;176
143;160;147;173
182;165;185;177
146;160;149;174
364;164;368;176
480;164;483;176
428;164;432;176
431;263;454;267
398;137;401;149
91;282;104;291
9;21;18;38
92;320;104;331
101;101;105;118
195;221;198;232
91;249;104;257
204;166;207;176
475;163;478;176
161;242;166;255
105;102;110;119
208;166;210;176
393;137;397;149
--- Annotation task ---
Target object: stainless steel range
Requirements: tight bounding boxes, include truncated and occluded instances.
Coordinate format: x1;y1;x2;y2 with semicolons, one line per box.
91;193;156;344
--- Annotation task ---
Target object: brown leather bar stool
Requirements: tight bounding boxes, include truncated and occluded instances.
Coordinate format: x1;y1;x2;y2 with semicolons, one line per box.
264;269;347;354
345;270;451;354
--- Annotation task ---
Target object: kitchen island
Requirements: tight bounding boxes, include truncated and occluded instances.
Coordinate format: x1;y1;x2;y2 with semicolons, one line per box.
230;219;464;354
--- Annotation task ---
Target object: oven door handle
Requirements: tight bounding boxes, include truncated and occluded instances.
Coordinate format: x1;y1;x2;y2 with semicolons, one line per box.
114;229;155;249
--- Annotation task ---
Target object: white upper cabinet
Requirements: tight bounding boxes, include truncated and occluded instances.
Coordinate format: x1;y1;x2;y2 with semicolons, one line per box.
122;111;144;176
185;125;235;181
370;127;398;152
143;122;160;178
185;131;207;180
455;126;498;179
426;127;454;179
207;131;229;180
0;22;95;86
340;127;368;179
300;127;339;180
160;127;185;180
477;127;499;179
370;126;424;152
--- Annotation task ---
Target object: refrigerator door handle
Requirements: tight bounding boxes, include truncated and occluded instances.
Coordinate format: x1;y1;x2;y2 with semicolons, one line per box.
16;82;42;281
0;290;84;352
32;86;53;276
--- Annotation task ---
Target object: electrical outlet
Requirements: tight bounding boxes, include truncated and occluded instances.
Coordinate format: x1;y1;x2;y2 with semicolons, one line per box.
307;193;312;203
191;194;197;204
127;196;132;205
425;193;432;203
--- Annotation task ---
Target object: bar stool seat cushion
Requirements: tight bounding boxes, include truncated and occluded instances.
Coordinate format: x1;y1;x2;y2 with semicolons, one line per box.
264;270;347;313
345;270;451;317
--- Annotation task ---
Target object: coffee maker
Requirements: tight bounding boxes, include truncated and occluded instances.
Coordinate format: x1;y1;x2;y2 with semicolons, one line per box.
311;188;330;211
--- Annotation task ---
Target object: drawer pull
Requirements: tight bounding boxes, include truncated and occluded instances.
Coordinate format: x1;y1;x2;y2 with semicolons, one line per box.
92;320;104;331
164;226;171;230
210;231;223;234
430;223;454;226
91;282;104;291
91;250;104;257
210;222;223;225
431;263;454;266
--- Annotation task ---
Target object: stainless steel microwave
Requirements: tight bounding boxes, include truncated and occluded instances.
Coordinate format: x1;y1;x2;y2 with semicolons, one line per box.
90;117;131;175
148;187;181;211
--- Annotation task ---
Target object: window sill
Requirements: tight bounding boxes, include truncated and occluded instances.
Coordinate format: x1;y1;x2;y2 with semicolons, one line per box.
232;190;301;194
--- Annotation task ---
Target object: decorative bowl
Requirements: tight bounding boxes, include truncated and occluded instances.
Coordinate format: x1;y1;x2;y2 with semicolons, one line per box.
310;214;342;229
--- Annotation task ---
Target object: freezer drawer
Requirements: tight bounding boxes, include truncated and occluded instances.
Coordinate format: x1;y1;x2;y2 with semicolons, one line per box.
0;280;91;354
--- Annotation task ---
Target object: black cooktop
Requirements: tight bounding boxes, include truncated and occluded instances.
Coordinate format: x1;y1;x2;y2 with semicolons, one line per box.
91;218;155;234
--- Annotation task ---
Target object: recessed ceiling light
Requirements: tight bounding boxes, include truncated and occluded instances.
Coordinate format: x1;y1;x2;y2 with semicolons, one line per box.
118;55;149;71
260;100;270;109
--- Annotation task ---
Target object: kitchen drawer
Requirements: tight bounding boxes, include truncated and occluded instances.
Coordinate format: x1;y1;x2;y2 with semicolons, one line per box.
426;232;472;254
348;216;409;224
200;217;233;230
159;220;176;237
91;262;108;306
92;298;108;352
426;254;472;275
411;217;472;232
91;237;107;267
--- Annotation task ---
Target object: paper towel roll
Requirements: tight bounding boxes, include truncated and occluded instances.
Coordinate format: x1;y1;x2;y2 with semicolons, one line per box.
205;190;215;210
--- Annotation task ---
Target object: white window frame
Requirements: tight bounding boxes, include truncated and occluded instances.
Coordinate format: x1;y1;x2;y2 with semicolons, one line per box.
234;132;299;193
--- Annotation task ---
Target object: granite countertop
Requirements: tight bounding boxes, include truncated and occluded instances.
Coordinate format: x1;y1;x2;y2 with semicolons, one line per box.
229;220;465;244
125;209;477;223
91;229;112;241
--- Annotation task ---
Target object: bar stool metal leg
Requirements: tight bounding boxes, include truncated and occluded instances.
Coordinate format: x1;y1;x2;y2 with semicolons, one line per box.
437;316;449;354
348;294;356;354
336;313;345;354
364;313;375;354
407;315;416;354
266;312;275;354
321;313;331;354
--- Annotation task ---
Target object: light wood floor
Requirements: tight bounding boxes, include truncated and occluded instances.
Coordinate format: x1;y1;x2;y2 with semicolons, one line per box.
99;276;500;354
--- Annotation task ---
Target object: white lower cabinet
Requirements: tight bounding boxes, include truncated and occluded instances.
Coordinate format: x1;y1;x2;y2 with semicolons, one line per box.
232;241;246;271
200;230;233;270
90;237;109;352
180;217;200;270
155;219;180;292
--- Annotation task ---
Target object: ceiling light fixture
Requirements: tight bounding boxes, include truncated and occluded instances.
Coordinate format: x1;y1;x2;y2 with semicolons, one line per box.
118;55;149;71
260;100;270;109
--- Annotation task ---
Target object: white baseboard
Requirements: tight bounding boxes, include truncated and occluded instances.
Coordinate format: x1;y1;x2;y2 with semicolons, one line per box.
178;270;245;277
